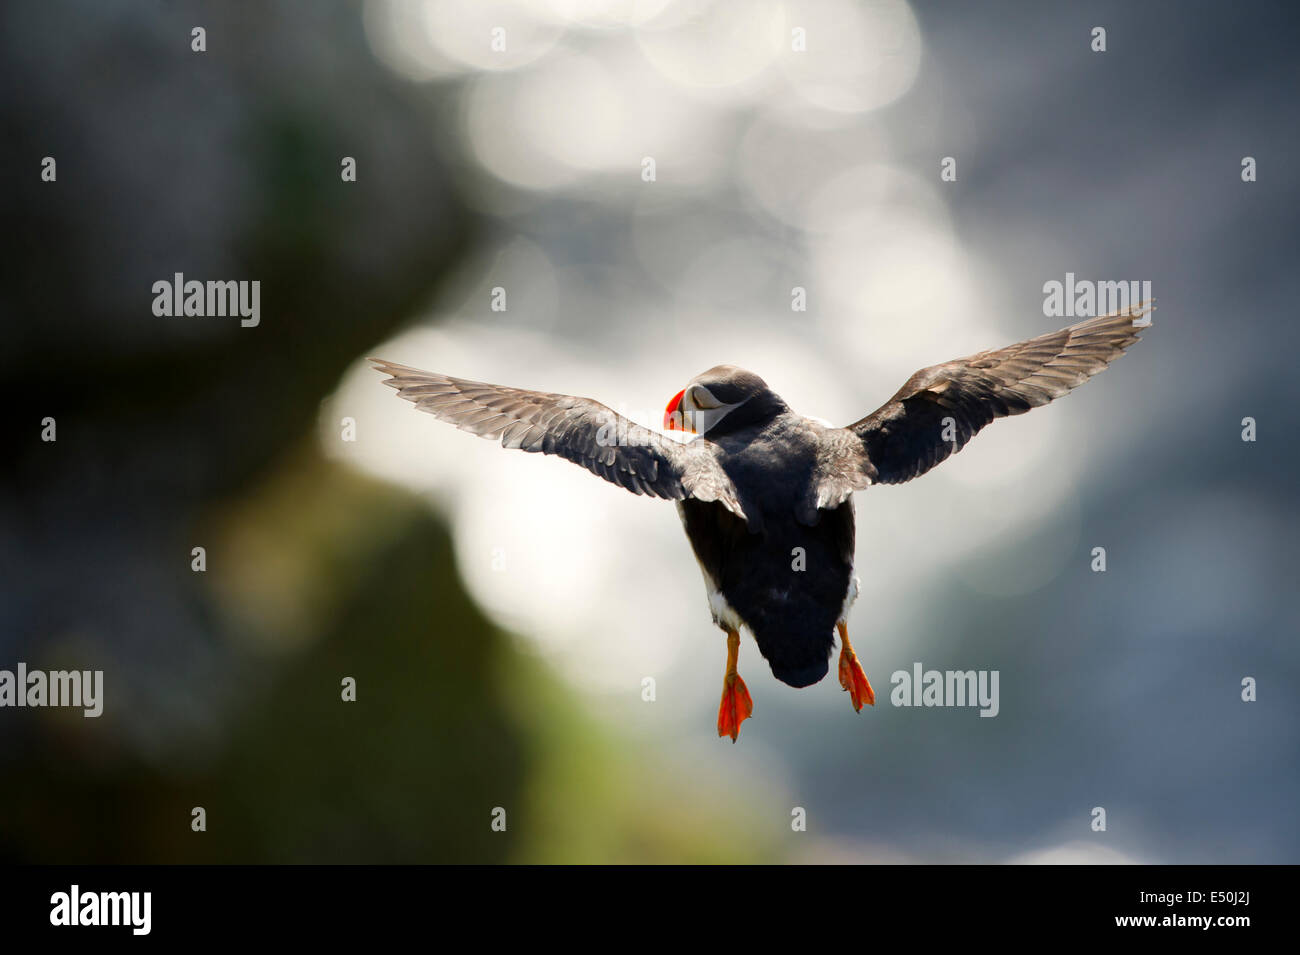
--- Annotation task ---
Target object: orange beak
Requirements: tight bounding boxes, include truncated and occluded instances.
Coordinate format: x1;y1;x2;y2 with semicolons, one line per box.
664;389;688;432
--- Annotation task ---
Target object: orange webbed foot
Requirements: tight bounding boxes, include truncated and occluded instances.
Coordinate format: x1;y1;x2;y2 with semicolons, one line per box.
837;622;875;712
717;628;753;741
717;672;754;742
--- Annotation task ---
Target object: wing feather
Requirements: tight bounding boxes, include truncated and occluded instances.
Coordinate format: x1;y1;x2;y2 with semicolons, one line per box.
370;360;748;522
818;302;1151;499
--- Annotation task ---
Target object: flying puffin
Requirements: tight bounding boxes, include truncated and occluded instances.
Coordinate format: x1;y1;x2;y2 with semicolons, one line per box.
371;303;1151;741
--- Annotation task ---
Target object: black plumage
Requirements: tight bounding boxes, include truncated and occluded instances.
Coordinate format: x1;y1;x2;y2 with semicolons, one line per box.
678;496;853;687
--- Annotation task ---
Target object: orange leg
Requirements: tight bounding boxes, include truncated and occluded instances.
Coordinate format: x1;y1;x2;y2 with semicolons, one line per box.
837;621;875;712
716;628;754;742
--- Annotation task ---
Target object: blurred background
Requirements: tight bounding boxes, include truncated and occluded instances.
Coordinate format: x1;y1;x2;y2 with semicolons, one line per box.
1;0;1296;863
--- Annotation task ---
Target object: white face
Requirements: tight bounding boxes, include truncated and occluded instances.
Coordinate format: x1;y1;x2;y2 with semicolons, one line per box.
673;383;745;435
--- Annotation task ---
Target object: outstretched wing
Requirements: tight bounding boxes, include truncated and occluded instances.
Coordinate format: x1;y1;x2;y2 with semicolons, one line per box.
370;360;748;521
823;303;1151;498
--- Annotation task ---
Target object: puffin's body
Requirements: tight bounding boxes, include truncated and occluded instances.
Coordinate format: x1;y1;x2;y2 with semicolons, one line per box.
676;447;856;690
372;303;1152;740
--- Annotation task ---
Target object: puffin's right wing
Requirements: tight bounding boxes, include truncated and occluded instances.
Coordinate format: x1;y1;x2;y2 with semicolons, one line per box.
812;303;1151;509
371;360;748;521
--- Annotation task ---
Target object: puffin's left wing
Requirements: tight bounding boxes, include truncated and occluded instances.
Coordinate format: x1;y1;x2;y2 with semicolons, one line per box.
813;303;1151;507
370;360;748;521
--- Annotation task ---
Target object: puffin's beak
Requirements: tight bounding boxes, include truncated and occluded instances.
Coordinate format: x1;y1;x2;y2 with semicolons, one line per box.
664;389;691;433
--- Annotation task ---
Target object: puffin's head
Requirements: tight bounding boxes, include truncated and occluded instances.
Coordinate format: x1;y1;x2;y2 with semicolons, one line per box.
663;365;782;437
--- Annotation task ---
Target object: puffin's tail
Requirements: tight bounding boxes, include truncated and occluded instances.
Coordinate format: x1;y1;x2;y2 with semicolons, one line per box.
749;622;834;688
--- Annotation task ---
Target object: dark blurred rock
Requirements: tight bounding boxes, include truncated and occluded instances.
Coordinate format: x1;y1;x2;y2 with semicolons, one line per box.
0;0;520;861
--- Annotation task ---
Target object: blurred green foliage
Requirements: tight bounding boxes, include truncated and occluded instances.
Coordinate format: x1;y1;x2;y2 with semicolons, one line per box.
0;446;773;863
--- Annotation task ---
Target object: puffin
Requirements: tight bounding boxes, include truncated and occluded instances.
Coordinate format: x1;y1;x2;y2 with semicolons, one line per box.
371;303;1151;740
